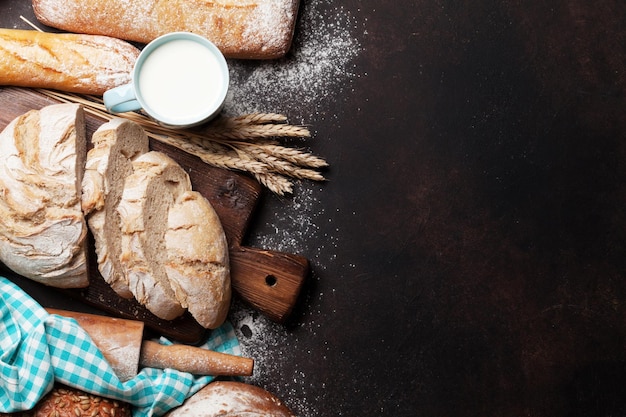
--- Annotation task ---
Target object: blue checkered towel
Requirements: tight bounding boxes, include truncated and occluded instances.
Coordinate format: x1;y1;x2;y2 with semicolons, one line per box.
0;276;241;416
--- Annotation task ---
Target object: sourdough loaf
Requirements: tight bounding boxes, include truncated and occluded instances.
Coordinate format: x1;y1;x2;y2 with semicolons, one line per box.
165;381;295;417
32;0;300;59
82;119;149;299
0;29;139;95
0;103;89;288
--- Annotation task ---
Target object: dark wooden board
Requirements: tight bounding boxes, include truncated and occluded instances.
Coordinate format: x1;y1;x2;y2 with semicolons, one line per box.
0;87;309;343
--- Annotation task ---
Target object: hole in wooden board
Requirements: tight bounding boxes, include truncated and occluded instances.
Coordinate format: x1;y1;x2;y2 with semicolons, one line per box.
265;275;277;287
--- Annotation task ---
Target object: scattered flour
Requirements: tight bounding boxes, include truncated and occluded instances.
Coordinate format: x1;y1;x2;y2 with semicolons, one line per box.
225;1;363;416
231;302;319;417
249;186;339;270
224;0;362;121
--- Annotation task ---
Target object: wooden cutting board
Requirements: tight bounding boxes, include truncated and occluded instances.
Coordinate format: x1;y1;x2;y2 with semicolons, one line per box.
0;87;309;343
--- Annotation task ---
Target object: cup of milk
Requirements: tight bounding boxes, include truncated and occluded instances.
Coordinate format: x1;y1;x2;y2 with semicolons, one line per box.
103;32;229;128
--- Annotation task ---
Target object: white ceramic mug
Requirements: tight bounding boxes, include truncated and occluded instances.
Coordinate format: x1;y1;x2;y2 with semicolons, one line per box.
103;32;229;128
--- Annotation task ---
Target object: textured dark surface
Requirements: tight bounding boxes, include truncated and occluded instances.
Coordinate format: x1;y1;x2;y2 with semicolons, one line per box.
2;0;626;416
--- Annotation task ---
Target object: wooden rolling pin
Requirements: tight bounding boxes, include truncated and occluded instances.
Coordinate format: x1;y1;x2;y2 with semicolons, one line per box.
46;309;253;381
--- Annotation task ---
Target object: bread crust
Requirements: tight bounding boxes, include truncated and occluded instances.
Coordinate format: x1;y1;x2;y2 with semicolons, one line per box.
84;120;231;326
0;103;89;288
166;191;231;329
0;29;139;95
32;0;300;59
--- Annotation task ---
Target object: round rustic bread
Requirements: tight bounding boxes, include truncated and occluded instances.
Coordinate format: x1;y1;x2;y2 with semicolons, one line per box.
0;103;89;288
117;148;231;327
165;381;295;417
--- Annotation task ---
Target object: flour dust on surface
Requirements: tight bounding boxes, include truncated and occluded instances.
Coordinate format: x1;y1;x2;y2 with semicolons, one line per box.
224;0;364;416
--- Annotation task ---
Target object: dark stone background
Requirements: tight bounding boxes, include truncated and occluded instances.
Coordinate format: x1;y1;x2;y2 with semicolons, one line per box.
2;0;626;415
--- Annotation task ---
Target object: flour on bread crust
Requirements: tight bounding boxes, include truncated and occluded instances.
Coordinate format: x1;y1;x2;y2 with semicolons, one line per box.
0;103;89;288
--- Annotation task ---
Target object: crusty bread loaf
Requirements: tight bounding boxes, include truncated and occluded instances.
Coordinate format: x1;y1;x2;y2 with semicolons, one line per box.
0;29;139;95
166;191;231;329
32;0;300;59
82;119;149;299
118;151;191;320
0;385;132;417
165;381;295;417
0;103;89;288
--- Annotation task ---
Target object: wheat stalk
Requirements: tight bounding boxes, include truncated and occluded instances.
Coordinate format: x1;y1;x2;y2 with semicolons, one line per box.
35;89;327;195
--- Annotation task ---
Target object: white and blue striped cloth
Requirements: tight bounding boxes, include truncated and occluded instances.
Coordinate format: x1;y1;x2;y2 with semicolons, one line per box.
0;276;241;416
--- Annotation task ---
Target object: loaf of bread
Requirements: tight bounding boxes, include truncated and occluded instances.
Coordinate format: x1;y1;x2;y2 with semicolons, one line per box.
32;0;300;59
165;381;295;417
82;119;150;299
0;385;132;417
0;103;89;288
0;29;139;95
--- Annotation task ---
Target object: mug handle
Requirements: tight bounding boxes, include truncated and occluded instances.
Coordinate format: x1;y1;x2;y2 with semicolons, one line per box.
103;83;141;113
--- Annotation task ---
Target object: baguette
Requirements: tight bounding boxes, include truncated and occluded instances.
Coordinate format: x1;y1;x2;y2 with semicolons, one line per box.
32;0;300;59
0;29;139;95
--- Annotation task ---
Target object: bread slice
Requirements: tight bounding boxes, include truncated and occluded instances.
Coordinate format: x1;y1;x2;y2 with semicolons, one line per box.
166;191;231;329
0;103;89;288
82;119;149;298
86;120;231;325
118;151;190;320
